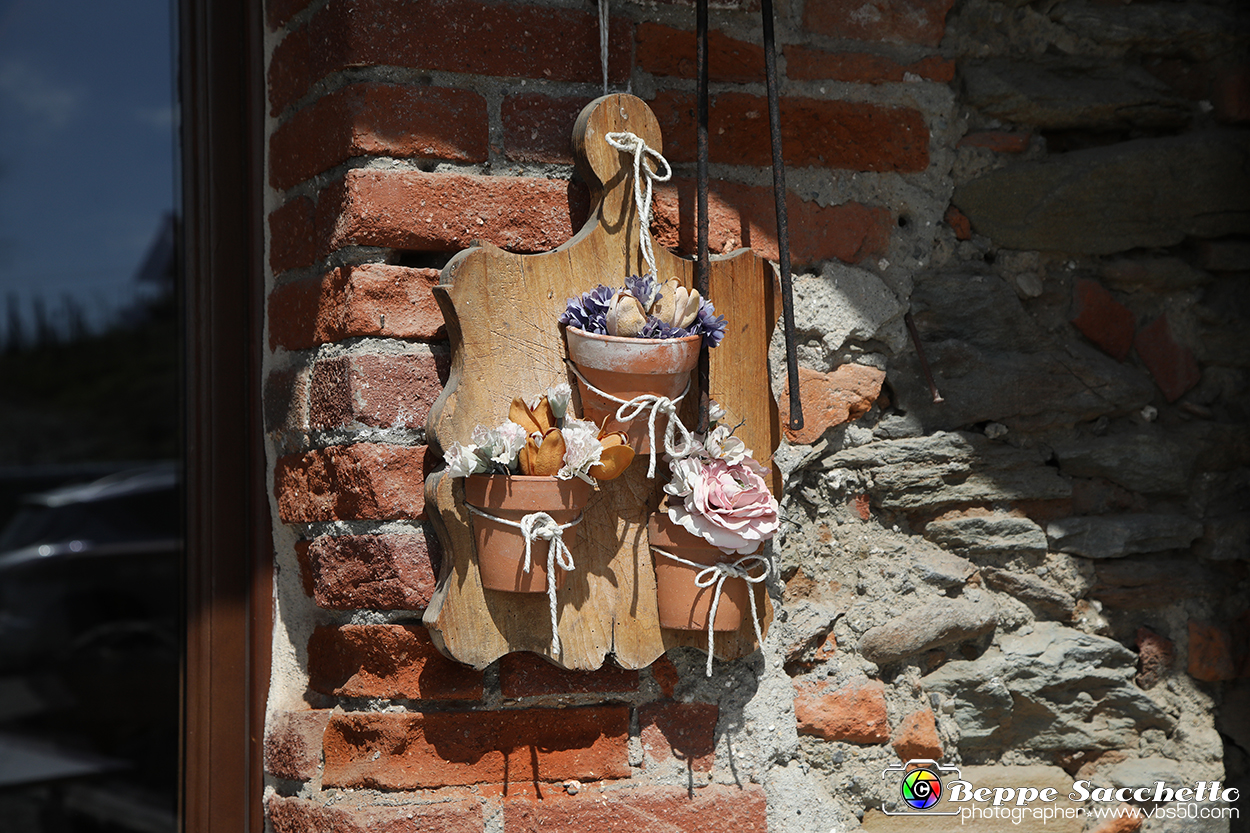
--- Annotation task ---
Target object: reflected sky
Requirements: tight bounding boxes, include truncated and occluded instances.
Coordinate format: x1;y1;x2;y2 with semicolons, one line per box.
0;0;174;331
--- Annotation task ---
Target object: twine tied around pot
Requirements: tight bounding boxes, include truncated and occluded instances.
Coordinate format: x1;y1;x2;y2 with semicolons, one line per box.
467;506;582;656
566;361;694;478
605;130;672;279
652;547;771;676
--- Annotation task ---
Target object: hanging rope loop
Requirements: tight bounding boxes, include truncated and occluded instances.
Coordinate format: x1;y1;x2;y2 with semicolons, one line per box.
467;505;582;656
653;547;771;676
605;131;672;278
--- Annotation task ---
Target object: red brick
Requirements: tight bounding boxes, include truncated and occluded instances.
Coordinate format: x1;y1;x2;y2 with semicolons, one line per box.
265;710;332;781
636;22;764;83
322;707;630;788
1188;620;1237;682
1071;279;1136;361
651;655;681;699
777;364;887;445
804;0;955;48
266;0;311;31
268;0;632;116
502;95;592;164
305;533;437;610
794;677;889;743
294;539;317;596
890;707;943;761
270;196;318;274
958;130;1031;153
310;353;445;431
503;784;768;833
275;443;430;522
268;265;445;351
652;177;891;266
270;84;488;190
318;169;592;256
1088;807;1144;833
1134;314;1200;402
500;653;639;698
853;494;872;521
785;46;954;83
639;702;718;772
944;205;972;240
652;90;929;173
268;793;483;833
1136;626;1174;689
309;624;483;700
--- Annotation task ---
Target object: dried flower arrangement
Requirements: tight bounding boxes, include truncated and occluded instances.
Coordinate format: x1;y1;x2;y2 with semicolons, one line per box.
560;274;727;347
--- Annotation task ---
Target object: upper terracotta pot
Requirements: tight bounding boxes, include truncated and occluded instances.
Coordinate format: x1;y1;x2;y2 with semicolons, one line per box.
565;326;700;452
463;474;591;593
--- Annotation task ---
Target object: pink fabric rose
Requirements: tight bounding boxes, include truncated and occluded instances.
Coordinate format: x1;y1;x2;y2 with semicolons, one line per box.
665;457;779;554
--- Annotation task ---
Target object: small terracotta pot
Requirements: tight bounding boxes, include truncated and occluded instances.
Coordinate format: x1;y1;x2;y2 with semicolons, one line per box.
648;513;750;631
565;327;700;452
463;475;591;593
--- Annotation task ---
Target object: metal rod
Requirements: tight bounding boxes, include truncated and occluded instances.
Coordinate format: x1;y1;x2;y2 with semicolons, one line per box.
696;0;711;434
761;0;803;431
904;311;944;404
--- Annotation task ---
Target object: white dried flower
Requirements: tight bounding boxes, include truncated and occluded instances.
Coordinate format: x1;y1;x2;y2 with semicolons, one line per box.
445;442;485;478
557;417;603;483
547;382;572;420
704;424;748;464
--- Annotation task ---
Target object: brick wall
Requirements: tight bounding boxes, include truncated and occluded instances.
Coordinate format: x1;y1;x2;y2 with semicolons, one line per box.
262;0;1250;829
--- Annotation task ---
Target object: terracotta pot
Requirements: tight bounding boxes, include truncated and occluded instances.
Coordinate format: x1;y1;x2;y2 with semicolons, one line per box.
565;326;700;452
648;513;750;631
463;475;591;593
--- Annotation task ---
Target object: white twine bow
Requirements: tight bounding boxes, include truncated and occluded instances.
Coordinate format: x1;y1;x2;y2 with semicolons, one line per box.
467;506;582;656
566;361;694;478
653;547;772;677
605;131;672;279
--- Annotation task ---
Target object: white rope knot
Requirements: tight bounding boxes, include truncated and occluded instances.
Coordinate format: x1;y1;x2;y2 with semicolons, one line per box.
653;547;771;677
605;130;672;278
615;392;694;478
468;505;582;656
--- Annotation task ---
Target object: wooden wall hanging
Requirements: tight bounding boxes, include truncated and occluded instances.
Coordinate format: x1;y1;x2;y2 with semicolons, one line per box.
423;94;781;671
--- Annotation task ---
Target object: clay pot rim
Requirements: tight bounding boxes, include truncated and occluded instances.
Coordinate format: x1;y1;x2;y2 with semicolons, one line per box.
565;325;701;347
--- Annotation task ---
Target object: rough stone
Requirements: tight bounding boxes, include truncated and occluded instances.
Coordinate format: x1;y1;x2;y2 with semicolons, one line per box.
952;131;1250;255
1054;433;1192;494
1188;620;1238;682
1100;257;1213;292
1197;239;1250;273
924;513;1048;557
791;263;907;354
858;596;998;665
1047;514;1204;559
910;546;976;589
1054;2;1249;63
1092;559;1215;609
923;622;1174;752
827;431;1071;513
982;567;1076;619
778;600;842;665
963;58;1190;130
778;364;886;445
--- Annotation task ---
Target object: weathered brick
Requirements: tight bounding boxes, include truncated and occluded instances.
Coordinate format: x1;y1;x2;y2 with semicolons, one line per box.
1188;620;1237;682
318;170;591;256
309;353;445;431
958;130;1031;153
1088;806;1144;833
804;0;955;48
636;22;764;82
1136;626;1174;689
1134;314;1200;402
268;0;632;116
638;702;718;772
944;205;972;240
275;443;429;522
500;652;639;698
785;46;954;83
652;177;891;266
503;784;768;832
306;533;437;610
777;364;886;445
502;95;592;164
268;793;483;833
270;84;488;190
268;265;445;351
1071;278;1136;361
650;655;681;699
270;196;318;274
794;677;889;743
322;707;630;788
265;710;332;781
309;624;483;700
651;90;929;173
266;0;312;31
890;707;943;761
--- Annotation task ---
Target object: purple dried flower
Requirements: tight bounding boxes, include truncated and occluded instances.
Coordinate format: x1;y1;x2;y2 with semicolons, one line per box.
560;284;615;333
688;299;727;348
625;273;661;309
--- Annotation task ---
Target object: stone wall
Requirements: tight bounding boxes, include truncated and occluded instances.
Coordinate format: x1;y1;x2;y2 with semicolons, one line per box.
261;0;1250;831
